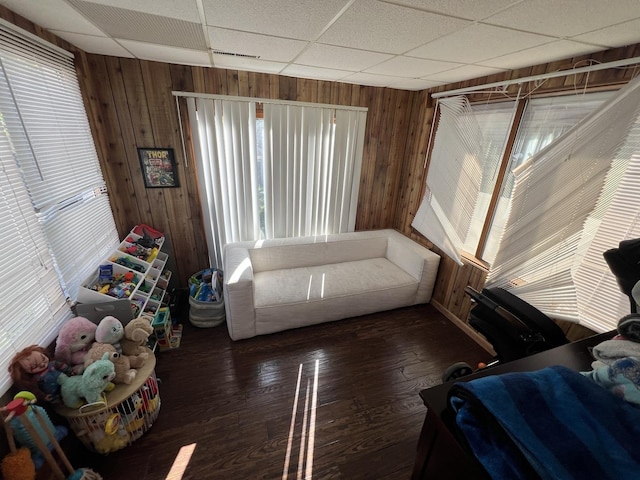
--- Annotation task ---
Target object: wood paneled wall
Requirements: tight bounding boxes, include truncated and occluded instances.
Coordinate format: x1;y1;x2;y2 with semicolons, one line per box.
75;57;418;285
2;5;639;339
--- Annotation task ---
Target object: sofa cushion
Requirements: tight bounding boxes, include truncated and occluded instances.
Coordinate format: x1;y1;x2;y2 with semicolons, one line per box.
253;257;419;335
249;236;388;272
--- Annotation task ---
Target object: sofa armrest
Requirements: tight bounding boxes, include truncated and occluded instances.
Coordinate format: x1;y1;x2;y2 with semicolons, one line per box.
223;245;257;340
385;231;441;304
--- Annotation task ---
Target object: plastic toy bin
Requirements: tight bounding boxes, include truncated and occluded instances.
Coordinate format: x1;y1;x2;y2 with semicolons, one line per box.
55;348;160;454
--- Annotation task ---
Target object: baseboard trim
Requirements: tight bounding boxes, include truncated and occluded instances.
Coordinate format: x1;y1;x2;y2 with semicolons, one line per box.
431;300;496;356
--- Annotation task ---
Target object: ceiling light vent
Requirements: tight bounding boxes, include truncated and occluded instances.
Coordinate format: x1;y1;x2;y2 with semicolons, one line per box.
212;50;260;59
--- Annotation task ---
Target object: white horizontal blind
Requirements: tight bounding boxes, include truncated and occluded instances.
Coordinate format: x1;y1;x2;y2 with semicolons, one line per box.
573;121;640;331
0;21;119;304
412;96;487;265
487;76;640;330
482;92;612;264
0;27;104;210
0;21;118;394
0;94;71;394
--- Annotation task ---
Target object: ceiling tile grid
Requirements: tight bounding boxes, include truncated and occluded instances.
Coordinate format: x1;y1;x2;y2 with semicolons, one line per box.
1;0;639;90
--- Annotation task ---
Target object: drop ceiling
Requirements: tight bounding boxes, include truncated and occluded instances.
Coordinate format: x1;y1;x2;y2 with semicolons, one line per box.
2;0;640;90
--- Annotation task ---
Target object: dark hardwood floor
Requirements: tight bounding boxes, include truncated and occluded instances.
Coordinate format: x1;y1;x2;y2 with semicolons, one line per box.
60;304;488;480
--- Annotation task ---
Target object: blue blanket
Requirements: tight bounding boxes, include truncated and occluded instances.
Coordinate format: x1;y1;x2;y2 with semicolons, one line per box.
449;365;640;480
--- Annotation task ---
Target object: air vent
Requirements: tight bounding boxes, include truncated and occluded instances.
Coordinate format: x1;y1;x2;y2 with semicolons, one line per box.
212;50;260;59
508;278;526;287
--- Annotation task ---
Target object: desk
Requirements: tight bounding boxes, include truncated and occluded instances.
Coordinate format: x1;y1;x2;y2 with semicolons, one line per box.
410;332;615;480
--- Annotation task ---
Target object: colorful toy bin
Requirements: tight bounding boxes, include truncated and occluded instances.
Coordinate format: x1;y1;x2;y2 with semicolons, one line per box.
188;269;225;327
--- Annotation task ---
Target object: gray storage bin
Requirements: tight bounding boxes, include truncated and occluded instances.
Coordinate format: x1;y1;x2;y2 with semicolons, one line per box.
188;295;225;327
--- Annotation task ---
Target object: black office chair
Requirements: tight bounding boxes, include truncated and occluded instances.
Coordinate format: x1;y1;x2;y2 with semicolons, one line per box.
442;286;569;382
603;237;640;313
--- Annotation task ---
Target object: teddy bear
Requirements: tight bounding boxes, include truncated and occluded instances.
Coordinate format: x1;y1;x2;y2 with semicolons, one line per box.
54;316;98;373
57;353;116;408
120;315;154;358
84;343;137;385
96;316;148;368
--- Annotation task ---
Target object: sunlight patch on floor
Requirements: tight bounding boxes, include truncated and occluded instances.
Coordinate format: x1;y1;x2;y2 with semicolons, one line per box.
283;360;320;480
165;443;196;480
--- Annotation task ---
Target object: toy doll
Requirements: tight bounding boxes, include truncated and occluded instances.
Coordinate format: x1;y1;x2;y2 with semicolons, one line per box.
8;345;74;404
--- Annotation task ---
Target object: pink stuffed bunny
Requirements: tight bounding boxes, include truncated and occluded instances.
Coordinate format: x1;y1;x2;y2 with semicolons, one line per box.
54;316;97;374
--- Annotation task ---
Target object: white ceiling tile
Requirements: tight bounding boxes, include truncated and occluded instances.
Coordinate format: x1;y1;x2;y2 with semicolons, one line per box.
387;0;522;21
50;31;135;58
571;18;640;48
212;54;287;74
318;0;471;54
481;40;605;70
208;27;307;62
407;24;553;64
0;0;105;35
67;1;207;50
296;44;392;71
484;0;640;37
388;78;446;91
366;56;462;78
423;64;508;83
341;72;411;87
117;39;212;66
79;0;201;23
202;0;351;40
2;0;640;90
281;64;352;81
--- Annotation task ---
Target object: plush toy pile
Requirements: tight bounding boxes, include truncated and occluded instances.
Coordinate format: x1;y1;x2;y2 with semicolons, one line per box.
9;314;154;410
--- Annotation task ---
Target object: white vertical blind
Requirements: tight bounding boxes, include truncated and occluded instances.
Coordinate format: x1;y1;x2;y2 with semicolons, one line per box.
187;97;261;268
263;104;365;238
0;21;119;394
487;76;640;331
187;96;367;267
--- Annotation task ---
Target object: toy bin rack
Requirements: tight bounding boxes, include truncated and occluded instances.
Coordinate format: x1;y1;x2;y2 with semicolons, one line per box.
55;349;160;454
76;225;172;320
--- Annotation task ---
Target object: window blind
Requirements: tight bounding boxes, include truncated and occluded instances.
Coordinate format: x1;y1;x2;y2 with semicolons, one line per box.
487;76;640;331
0;20;119;394
187;96;366;268
412;96;509;264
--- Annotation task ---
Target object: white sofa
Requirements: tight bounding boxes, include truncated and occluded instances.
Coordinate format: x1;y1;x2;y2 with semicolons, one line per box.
222;229;441;340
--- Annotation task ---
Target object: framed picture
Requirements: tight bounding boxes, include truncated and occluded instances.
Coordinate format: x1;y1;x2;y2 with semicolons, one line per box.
138;147;179;188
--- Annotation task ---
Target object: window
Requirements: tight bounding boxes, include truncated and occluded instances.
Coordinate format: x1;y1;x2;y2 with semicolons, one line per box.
185;95;367;268
415;81;640;331
0;20;119;394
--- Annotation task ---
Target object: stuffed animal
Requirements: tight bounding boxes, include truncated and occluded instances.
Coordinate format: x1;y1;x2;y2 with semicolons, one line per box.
120;316;153;359
57;353;115;408
97;316;149;368
95;316;124;353
54;316;97;373
84;343;137;385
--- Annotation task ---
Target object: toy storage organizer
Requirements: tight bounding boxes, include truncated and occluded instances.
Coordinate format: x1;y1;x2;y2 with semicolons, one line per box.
76;225;172;320
55;349;160;454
